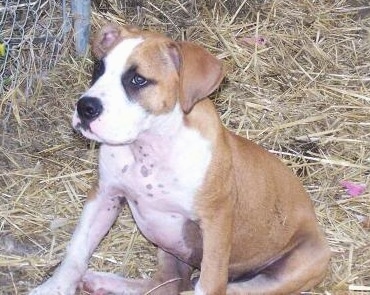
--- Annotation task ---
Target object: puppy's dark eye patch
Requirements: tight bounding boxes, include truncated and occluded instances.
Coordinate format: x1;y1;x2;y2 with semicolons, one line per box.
91;59;105;86
121;65;156;101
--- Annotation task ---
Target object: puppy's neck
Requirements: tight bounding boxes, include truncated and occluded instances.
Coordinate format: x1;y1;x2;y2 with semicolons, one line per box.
145;103;184;137
129;103;187;157
130;105;208;164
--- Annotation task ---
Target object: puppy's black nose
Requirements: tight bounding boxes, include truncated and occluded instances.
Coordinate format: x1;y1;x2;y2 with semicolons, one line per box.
77;96;103;121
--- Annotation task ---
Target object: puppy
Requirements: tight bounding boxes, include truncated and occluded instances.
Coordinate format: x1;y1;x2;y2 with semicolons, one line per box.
30;24;330;295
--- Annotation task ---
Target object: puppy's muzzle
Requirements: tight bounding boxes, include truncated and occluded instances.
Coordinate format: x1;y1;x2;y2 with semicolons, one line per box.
77;96;103;123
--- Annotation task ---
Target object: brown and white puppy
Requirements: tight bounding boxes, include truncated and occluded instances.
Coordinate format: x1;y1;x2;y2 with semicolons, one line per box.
30;24;330;295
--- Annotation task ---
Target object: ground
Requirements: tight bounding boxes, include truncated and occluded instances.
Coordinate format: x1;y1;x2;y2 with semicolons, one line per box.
0;0;369;294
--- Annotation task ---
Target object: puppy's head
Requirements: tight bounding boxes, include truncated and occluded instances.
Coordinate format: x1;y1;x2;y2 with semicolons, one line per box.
73;24;224;145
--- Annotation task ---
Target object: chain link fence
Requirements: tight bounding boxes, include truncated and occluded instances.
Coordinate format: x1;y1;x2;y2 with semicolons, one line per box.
0;0;73;124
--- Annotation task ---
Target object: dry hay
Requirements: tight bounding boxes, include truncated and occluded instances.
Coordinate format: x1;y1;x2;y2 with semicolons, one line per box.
1;0;369;294
0;0;68;110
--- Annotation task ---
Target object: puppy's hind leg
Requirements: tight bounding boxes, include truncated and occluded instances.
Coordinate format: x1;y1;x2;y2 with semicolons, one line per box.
227;233;330;295
82;249;193;295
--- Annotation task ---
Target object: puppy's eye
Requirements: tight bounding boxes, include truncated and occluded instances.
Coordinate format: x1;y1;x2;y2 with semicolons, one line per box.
131;74;147;86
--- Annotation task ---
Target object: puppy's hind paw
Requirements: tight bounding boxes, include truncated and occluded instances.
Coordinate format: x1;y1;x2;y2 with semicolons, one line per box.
82;270;151;295
81;270;122;294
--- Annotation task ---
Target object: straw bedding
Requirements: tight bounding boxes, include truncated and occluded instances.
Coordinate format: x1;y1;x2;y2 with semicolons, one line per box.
1;0;369;294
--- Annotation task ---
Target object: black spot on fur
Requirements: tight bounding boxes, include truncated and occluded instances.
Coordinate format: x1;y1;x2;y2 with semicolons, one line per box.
91;59;105;85
118;196;126;206
122;165;128;173
141;165;149;177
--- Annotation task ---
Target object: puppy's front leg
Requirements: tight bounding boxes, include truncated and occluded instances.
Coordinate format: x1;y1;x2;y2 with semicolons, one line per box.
195;197;233;295
29;185;124;295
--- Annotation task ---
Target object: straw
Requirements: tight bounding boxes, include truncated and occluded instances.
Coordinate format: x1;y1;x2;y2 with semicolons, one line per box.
1;0;369;293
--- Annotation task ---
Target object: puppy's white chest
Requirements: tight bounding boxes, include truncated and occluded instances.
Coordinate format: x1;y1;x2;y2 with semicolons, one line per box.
98;126;211;248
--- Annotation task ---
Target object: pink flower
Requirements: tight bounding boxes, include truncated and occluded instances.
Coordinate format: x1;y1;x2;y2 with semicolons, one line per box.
238;36;267;46
340;180;367;197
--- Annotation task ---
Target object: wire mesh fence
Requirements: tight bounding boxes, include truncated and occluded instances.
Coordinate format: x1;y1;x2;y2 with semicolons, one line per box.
0;0;71;124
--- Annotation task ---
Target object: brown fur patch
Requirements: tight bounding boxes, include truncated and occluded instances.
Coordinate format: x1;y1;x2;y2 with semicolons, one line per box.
182;220;203;268
86;183;99;201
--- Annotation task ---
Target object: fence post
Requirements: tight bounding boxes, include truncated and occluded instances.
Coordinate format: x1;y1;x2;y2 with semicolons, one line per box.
71;0;91;56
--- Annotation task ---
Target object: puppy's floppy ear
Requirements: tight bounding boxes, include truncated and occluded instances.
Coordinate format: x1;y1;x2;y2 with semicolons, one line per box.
92;24;121;59
168;41;224;114
92;24;142;59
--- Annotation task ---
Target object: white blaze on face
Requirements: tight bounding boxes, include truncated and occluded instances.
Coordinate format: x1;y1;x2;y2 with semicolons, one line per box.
73;37;152;145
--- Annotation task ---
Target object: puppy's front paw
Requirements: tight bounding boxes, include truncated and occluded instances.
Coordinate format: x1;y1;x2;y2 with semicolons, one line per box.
29;278;77;295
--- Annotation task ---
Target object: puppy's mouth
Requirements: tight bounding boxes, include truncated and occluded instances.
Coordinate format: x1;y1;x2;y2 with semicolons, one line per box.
74;121;91;133
71;111;101;141
72;119;135;146
73;121;101;142
72;115;94;136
